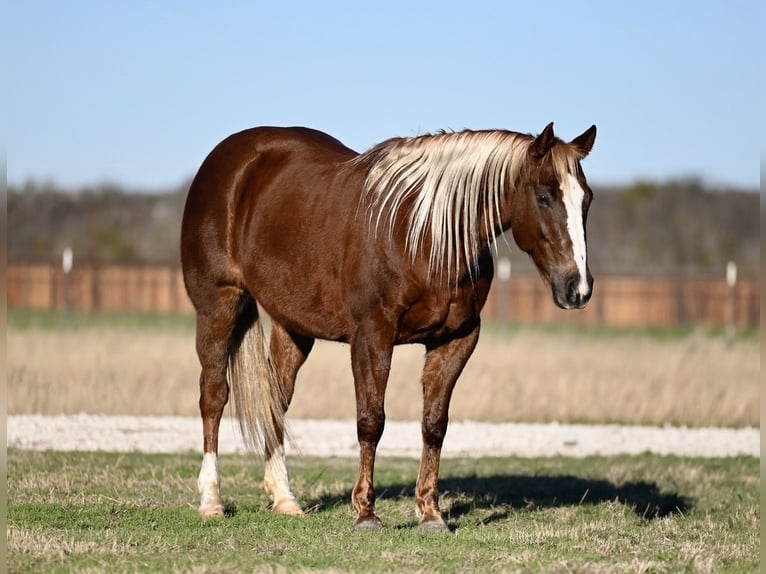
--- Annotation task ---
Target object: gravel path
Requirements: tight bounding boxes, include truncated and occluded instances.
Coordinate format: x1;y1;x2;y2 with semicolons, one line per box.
7;415;759;458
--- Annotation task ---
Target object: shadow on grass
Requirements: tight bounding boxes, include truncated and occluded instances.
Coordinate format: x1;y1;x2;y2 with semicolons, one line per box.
305;473;692;525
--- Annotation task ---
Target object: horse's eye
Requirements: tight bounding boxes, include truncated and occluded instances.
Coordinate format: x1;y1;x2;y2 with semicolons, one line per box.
537;194;551;208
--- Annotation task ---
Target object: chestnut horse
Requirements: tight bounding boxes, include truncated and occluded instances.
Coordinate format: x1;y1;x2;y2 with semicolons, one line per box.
181;122;597;530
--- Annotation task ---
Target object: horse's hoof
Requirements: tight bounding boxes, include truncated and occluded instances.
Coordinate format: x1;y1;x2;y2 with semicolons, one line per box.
354;516;384;531
199;505;225;519
418;519;450;532
273;498;304;516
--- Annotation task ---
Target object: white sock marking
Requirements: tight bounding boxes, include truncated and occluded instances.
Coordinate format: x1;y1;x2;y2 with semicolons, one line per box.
198;452;222;510
264;444;296;504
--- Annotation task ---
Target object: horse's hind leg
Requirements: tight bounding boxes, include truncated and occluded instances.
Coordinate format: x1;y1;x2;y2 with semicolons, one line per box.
264;321;314;515
194;286;244;519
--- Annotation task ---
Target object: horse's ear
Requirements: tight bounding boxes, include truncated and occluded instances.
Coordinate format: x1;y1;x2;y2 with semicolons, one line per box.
530;122;556;159
570;125;597;158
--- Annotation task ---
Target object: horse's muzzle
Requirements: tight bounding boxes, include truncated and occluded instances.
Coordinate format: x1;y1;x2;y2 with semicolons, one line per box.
552;272;593;310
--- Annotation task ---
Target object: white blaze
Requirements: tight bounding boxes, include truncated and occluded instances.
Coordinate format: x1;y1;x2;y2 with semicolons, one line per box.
562;173;589;297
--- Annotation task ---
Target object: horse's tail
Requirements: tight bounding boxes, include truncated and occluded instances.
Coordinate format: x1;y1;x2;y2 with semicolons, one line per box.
228;308;287;455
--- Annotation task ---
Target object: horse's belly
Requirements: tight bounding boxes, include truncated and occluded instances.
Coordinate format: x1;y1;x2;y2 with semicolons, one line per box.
239;198;358;341
245;264;352;342
397;295;479;344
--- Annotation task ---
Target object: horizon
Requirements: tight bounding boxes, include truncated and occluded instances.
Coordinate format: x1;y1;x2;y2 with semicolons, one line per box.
7;173;759;195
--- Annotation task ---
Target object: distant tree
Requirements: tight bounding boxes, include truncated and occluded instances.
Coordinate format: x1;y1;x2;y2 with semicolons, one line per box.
7;178;760;277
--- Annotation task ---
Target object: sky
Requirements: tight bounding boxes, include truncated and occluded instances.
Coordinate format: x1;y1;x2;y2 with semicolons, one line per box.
5;1;761;190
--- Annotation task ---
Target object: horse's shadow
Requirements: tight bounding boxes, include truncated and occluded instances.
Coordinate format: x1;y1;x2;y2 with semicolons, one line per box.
306;472;692;525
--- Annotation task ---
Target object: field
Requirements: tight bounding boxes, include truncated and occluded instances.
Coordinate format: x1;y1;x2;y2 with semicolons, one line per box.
7;310;760;427
7;450;760;573
7;310;760;572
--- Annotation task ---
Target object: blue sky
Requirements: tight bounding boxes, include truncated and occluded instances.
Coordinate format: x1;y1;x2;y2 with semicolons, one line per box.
6;1;760;190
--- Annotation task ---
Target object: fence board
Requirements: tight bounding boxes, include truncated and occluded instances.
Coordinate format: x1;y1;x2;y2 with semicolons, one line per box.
6;263;759;328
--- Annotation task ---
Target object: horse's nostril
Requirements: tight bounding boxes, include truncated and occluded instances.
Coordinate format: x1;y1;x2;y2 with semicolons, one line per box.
566;276;579;302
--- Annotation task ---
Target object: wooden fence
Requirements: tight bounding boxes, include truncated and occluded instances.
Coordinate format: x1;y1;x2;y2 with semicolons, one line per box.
6;263;760;329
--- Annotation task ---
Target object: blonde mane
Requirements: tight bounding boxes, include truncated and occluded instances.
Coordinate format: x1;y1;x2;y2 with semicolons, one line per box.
352;130;534;282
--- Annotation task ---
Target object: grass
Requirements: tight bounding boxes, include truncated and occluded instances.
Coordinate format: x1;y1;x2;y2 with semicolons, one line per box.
7;310;761;570
483;319;760;343
8;310;759;427
7;308;196;332
7;449;759;573
8;307;759;341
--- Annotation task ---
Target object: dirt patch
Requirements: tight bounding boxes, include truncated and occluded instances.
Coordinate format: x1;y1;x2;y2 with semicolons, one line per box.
7;415;760;457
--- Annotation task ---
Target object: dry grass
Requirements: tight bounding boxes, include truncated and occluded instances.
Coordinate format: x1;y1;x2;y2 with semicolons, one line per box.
8;526;138;560
7;324;759;427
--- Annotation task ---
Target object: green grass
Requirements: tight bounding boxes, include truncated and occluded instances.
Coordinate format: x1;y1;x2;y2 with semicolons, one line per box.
7;308;196;332
8;450;759;573
483;318;760;343
10;307;760;342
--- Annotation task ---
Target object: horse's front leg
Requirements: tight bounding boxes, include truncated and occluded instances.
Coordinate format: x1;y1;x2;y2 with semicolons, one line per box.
350;322;394;530
417;321;481;531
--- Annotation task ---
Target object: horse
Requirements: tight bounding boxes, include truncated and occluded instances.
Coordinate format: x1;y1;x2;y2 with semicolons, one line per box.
180;122;597;531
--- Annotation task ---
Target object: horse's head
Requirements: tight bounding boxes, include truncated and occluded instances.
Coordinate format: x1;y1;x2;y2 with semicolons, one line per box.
511;123;597;310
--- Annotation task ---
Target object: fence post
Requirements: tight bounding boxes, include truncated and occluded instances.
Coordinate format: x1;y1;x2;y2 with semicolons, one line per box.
62;248;73;322
497;258;511;324
725;261;737;344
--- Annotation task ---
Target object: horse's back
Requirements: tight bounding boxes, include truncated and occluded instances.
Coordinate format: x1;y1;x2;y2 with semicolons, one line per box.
187;126;357;197
222;126;356;159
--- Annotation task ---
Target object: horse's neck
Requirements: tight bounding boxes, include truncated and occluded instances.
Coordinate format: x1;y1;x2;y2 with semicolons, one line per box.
426;183;516;284
476;180;516;251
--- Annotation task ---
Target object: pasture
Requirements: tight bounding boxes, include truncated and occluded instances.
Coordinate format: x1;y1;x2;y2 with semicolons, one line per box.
6;310;760;572
7;310;760;427
7;450;760;573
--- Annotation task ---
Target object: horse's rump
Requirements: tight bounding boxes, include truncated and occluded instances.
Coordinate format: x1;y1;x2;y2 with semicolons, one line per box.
182;127;371;341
